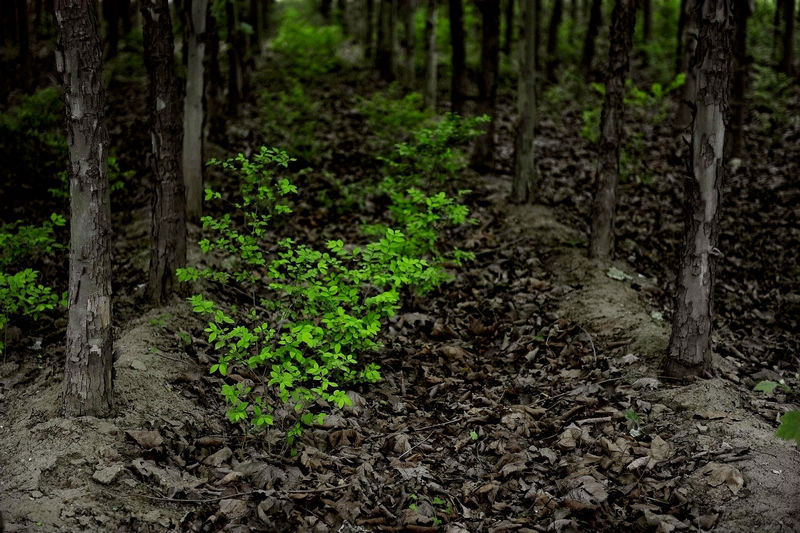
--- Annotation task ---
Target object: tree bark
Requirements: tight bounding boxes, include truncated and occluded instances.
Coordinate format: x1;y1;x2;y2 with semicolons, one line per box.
471;0;500;169
589;0;635;260
17;0;31;90
183;0;208;221
678;0;698;128
376;0;395;81
728;0;749;157
141;0;187;304
55;0;114;418
423;0;437;109
545;0;563;82
512;0;537;203
781;0;795;75
663;0;733;378
580;0;602;77
449;0;467;112
401;0;416;88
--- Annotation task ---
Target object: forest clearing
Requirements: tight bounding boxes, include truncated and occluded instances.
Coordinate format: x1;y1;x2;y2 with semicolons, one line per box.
0;0;798;531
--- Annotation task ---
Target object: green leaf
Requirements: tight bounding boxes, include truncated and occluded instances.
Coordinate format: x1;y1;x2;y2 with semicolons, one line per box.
776;410;800;445
754;380;780;394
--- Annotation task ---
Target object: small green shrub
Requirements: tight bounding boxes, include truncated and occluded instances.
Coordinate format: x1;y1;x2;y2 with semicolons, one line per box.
0;214;66;270
270;7;343;77
750;64;794;132
259;81;323;163
754;380;800;446
357;88;433;144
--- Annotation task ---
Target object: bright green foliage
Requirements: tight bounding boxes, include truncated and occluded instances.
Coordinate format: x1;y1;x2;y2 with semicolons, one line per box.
750;64;795;132
271;7;343;77
179;147;460;444
357;88;433;144
0;214;65;270
754;380;800;446
259;81;323;163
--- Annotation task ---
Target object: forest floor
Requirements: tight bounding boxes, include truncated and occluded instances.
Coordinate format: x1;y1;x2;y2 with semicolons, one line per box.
1;54;799;532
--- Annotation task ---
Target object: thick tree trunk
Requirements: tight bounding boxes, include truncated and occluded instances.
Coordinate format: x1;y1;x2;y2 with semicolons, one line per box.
449;0;467;112
781;0;795;75
545;0;563;82
471;0;499;168
589;0;635;260
502;0;513;55
183;0;208;221
401;0;416;88
728;0;749;157
17;0;31;90
423;0;437;109
376;0;395;81
512;0;537;203
141;0;187;304
663;0;733;378
103;0;120;58
55;0;114;418
678;0;698;128
580;0;602;77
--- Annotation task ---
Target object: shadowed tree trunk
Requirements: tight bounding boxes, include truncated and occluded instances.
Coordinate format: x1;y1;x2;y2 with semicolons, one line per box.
141;0;187;304
103;0;120;58
781;0;795;74
471;0;499;169
55;0;114;417
581;0;602;77
502;0;513;55
364;0;375;59
401;0;416;88
376;0;395;81
226;0;244;116
512;0;537;203
423;0;437;109
534;0;541;69
642;0;651;40
184;0;208;221
449;0;467;112
121;0;132;35
589;0;635;260
663;0;733;378
678;0;698;128
772;0;782;62
17;0;31;90
249;0;262;51
546;0;563;82
728;0;750;157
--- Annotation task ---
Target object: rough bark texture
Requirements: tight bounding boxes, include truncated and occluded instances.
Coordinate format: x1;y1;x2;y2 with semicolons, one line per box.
728;0;749;156
589;0;635;260
55;0;114;417
663;0;733;378
141;0;188;304
781;0;795;75
423;0;437;109
183;0;208;220
512;0;537;203
581;0;602;77
449;0;467;113
545;0;563;82
471;0;500;168
401;0;416;88
678;0;699;128
376;0;395;81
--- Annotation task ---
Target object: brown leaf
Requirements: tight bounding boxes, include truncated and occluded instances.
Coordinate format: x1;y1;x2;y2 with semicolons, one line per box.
125;429;163;450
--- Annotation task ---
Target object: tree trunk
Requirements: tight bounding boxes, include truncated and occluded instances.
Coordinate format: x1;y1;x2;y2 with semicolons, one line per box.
470;0;499;169
642;0;651;41
17;0;31;90
206;5;223;128
249;0;261;51
580;0;602;77
423;0;437;109
226;0;243;116
365;0;375;59
663;0;733;379
103;0;120;58
512;0;537;203
534;0;541;69
320;0;332;20
677;0;698;128
141;0;187;304
449;0;467;112
545;0;563;82
728;0;749;157
376;0;395;81
55;0;114;418
502;0;513;55
121;0;133;35
401;0;416;88
781;0;795;75
183;0;208;221
589;0;635;260
773;0;783;63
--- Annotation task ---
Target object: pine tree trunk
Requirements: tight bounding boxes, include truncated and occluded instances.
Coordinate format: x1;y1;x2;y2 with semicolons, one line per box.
55;0;114;418
781;0;795;75
141;0;187;304
728;0;749;157
17;0;31;90
376;0;395;81
449;0;467;112
183;0;208;221
103;0;120;58
546;0;563;82
580;0;602;77
678;0;698;128
512;0;537;203
589;0;635;260
663;0;733;379
423;0;438;109
471;0;499;169
401;0;416;88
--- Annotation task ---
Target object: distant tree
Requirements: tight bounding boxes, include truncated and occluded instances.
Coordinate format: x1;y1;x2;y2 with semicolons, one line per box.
728;0;750;156
663;0;733;378
55;0;114;417
589;0;635;260
677;0;698;128
183;0;208;221
248;0;262;51
376;0;395;81
512;0;537;203
423;0;438;109
545;0;563;82
364;0;375;59
226;0;244;115
781;0;795;75
581;0;602;77
142;0;188;304
502;0;514;55
401;0;416;88
17;0;31;90
121;0;132;35
471;0;500;169
102;0;120;58
449;0;467;112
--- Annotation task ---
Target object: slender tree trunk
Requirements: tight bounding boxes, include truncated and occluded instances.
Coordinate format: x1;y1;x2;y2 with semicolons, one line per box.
589;0;636;260
728;0;749;157
55;0;114;418
773;0;783;63
663;0;733;379
17;0;31;90
103;0;120;58
423;0;438;109
642;0;651;41
141;0;187;304
581;0;602;77
376;0;395;81
401;0;416;88
121;0;133;35
184;0;208;221
534;0;541;69
512;0;537;203
249;0;261;51
502;0;513;55
364;0;375;59
676;0;687;74
781;0;795;75
206;5;222;119
449;0;467;112
678;0;698;128
471;0;499;169
546;0;563;82
226;0;243;115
